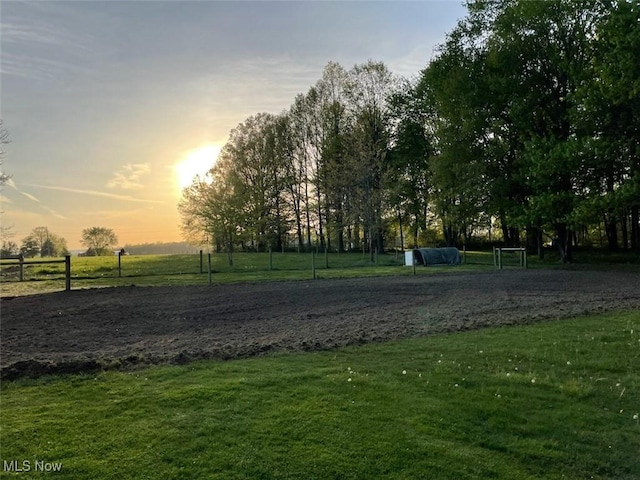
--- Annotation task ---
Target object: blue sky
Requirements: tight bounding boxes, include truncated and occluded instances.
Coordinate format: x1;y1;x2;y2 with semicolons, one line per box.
1;0;467;249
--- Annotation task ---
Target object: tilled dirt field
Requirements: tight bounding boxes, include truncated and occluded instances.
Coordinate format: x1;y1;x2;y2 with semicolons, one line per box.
2;269;639;379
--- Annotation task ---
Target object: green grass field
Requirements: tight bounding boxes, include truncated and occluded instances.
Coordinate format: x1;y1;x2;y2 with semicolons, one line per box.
2;249;638;296
0;251;473;296
1;310;638;479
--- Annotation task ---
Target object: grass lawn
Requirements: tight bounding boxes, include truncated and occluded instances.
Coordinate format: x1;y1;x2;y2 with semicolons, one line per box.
1;310;638;479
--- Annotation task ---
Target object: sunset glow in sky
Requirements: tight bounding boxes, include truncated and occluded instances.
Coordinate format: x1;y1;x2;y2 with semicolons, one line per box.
1;1;466;250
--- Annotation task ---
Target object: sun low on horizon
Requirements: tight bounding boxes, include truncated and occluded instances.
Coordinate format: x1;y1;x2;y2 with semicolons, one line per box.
174;144;222;191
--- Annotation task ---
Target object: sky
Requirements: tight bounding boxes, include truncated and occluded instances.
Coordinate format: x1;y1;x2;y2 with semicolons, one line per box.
1;0;467;251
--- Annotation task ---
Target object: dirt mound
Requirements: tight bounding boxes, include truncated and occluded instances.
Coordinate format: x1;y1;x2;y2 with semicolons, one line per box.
2;270;639;380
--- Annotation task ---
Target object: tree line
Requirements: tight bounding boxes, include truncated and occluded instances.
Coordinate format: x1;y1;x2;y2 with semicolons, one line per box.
175;1;635;261
1;226;118;258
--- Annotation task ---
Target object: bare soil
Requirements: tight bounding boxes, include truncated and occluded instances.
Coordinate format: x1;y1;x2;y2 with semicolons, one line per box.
2;269;639;380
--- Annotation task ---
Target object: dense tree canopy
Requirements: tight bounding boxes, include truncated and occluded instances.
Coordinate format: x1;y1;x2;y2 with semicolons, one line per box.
180;1;639;259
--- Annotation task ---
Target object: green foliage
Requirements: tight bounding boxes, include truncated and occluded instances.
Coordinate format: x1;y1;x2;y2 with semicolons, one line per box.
179;61;402;256
19;237;39;257
18;226;69;258
2;311;638;479
175;2;638;257
0;240;19;257
80;226;118;256
412;0;639;258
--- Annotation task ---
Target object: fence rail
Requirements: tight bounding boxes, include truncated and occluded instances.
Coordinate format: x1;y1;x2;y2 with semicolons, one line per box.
0;255;71;291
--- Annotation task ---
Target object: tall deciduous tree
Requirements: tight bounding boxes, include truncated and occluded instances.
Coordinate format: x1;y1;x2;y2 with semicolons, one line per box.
344;60;397;257
491;0;602;262
576;0;640;252
387;78;434;249
221;113;293;251
422;0;610;259
421;25;492;247
302;62;351;252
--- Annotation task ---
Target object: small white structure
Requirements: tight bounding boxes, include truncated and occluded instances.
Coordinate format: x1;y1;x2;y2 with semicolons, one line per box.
404;251;415;266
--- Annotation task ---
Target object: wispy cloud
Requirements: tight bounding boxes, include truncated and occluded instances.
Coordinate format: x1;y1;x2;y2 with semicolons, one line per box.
1;3;113;82
107;163;151;190
42;205;67;220
6;180;67;219
7;179;41;203
26;184;165;204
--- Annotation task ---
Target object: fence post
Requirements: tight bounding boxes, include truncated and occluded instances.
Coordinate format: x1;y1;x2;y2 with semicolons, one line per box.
412;254;416;276
208;253;212;285
312;249;316;280
200;250;203;274
498;248;503;270
325;247;329;269
19;255;24;282
463;244;466;264
118;252;122;277
269;246;273;271
65;255;71;291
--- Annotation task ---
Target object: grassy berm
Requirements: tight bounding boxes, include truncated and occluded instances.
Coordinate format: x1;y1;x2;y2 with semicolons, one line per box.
1;310;639;479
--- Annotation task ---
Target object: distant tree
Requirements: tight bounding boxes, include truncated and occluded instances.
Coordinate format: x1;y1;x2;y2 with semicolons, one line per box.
31;227;50;253
41;235;69;257
20;238;40;258
1;240;18;257
81;227;118;256
41;238;56;257
20;227;69;257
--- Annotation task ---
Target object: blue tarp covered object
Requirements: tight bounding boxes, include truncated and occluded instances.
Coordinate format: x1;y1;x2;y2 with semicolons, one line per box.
413;247;461;266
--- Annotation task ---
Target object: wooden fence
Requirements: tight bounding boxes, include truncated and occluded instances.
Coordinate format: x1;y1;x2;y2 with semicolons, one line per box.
0;254;71;291
492;247;528;269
